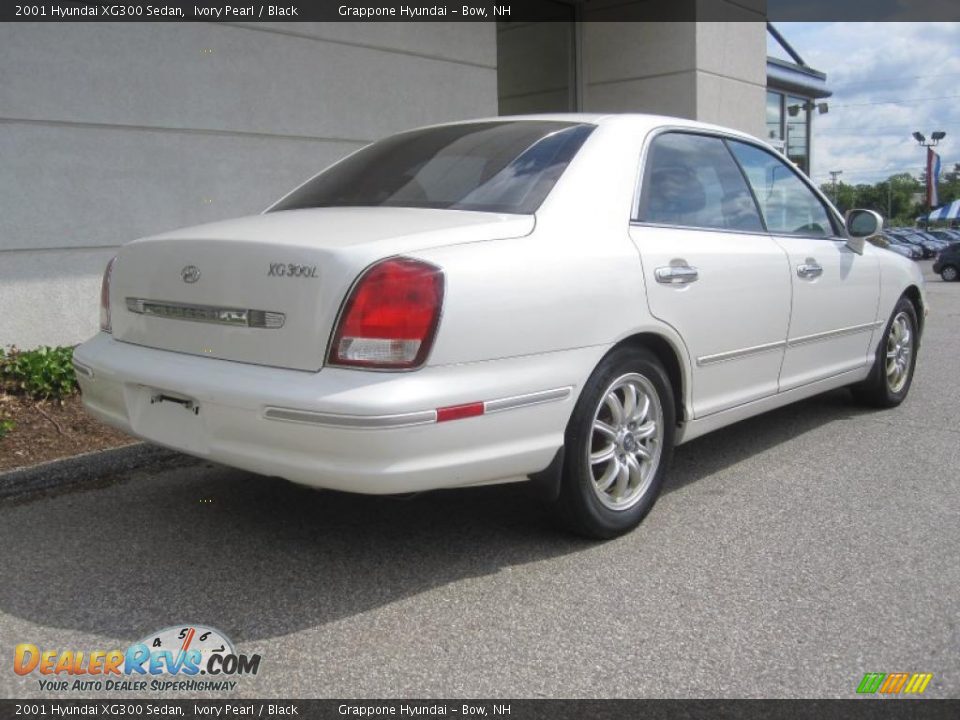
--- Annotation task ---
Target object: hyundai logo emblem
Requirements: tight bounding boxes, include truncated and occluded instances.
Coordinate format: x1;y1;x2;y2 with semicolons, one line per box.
181;265;201;284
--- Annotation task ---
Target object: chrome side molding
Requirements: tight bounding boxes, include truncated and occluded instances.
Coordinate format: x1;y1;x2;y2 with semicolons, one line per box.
697;321;886;366
264;386;573;429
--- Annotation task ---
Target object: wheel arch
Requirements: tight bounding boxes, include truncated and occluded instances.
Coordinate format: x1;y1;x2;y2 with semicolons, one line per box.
609;332;688;426
530;331;688;503
902;284;925;340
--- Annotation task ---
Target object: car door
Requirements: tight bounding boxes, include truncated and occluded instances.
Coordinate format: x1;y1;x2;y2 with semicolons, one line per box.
727;140;881;391
630;131;792;418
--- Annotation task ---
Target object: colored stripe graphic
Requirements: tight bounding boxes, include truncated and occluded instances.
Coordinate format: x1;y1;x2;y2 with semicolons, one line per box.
857;672;933;694
903;673;933;694
857;673;885;694
880;673;909;693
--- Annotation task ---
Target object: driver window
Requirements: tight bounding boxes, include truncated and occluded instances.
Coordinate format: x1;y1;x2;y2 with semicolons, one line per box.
726;140;835;237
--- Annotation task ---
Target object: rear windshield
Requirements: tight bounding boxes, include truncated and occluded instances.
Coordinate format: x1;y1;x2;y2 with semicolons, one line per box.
270;121;595;215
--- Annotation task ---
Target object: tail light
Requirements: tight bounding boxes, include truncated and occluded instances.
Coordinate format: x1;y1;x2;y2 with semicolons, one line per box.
329;257;444;370
99;256;118;333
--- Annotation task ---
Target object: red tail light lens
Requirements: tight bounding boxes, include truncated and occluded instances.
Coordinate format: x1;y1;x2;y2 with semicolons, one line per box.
99;256;118;333
329;258;444;369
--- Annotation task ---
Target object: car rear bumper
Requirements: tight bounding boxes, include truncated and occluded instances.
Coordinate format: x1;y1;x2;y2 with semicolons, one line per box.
74;333;603;494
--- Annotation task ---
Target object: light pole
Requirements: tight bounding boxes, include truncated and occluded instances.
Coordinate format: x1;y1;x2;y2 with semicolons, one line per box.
913;130;946;217
829;170;843;205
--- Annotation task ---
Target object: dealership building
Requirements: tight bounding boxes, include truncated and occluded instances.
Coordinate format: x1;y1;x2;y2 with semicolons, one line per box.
0;12;829;348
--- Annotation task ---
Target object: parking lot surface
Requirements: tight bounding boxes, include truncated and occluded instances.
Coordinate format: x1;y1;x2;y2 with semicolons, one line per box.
1;262;957;699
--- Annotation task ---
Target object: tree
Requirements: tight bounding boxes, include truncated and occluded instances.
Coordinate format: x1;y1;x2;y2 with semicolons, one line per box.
819;173;934;225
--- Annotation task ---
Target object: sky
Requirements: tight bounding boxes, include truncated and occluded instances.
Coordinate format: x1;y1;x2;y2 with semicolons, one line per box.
772;22;960;188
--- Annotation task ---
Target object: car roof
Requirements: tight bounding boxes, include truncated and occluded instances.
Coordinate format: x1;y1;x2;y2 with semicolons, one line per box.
407;112;762;144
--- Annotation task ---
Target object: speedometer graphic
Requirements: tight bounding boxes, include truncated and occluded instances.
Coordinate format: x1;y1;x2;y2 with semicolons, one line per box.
136;624;235;670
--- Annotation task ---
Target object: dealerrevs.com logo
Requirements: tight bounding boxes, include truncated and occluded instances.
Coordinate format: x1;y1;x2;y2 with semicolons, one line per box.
14;625;261;693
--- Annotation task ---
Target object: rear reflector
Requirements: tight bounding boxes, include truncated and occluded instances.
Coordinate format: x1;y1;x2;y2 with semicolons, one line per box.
436;402;485;423
329;257;444;370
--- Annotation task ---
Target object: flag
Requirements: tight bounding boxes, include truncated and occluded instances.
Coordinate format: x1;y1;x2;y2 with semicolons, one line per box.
927;147;941;207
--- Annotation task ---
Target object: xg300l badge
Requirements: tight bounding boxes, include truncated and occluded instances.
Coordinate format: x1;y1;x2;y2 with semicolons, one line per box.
268;263;318;278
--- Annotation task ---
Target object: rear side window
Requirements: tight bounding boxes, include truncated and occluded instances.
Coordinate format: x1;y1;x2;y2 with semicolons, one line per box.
636;132;764;232
726;140;836;237
270;121;595;215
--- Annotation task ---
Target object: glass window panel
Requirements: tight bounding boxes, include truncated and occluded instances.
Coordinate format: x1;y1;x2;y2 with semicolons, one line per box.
766;91;784;142
271;121;594;215
727;140;834;237
637;133;764;232
785;95;809;174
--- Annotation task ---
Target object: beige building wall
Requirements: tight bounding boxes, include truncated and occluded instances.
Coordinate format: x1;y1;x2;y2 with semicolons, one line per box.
693;22;767;137
580;21;766;137
4;18;770;350
497;22;576;114
0;22;497;348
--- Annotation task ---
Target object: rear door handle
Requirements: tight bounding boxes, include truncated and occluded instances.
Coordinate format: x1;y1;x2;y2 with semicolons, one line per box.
655;264;699;285
797;262;823;279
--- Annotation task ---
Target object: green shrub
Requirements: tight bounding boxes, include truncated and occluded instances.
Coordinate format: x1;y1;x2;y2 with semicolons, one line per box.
0;418;14;439
1;346;78;401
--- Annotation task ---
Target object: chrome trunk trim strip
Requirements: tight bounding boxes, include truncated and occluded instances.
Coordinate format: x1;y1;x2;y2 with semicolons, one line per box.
125;298;285;329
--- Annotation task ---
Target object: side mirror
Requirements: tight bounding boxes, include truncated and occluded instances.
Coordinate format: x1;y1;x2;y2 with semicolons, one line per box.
845;209;884;254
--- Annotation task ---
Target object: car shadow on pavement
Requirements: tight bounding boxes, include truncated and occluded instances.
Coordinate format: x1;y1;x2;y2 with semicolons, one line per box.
665;387;876;495
0;458;591;644
0;388;877;645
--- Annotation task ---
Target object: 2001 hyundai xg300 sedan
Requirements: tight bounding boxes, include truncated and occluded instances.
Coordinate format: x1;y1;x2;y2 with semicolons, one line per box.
75;114;925;538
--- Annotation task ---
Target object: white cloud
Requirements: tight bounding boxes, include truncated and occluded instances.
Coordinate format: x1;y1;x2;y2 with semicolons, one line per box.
777;22;960;186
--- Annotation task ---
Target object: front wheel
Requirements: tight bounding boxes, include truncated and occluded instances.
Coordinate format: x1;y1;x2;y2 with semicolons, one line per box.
851;297;919;408
941;265;958;282
555;347;675;539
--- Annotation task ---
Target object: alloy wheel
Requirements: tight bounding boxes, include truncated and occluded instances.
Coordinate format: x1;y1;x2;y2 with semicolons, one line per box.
885;311;913;393
587;373;664;511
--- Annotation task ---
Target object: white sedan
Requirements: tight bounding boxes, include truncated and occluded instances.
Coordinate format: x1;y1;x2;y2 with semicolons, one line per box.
75;114;925;538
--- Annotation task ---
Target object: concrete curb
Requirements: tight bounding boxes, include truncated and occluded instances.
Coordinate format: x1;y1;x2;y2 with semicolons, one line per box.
0;443;200;502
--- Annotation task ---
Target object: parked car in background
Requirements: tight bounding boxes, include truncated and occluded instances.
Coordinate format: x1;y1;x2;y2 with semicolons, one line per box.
933;242;960;281
883;233;923;259
887;229;937;258
882;241;916;259
929;228;960;243
73;114;927;538
867;233;913;259
912;230;950;251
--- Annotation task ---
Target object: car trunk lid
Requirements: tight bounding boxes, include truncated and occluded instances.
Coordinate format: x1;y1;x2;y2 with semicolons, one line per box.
109;207;533;371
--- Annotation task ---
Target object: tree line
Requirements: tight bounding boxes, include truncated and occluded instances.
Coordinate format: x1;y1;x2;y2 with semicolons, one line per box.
818;162;960;226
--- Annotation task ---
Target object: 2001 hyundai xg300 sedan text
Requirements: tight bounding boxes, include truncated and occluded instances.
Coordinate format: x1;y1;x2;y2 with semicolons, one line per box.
75;114;925;538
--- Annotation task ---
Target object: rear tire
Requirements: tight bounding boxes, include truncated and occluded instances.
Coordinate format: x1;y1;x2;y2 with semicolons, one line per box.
851;297;918;408
941;265;958;282
555;346;675;539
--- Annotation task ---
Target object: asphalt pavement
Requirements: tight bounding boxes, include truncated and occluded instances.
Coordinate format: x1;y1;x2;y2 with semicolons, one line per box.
1;261;957;699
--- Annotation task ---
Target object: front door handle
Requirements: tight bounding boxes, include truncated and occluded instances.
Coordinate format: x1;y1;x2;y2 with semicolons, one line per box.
797;262;823;279
655;264;699;285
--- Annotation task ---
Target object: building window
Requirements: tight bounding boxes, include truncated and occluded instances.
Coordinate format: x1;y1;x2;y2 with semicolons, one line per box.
785;95;810;175
766;91;784;143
